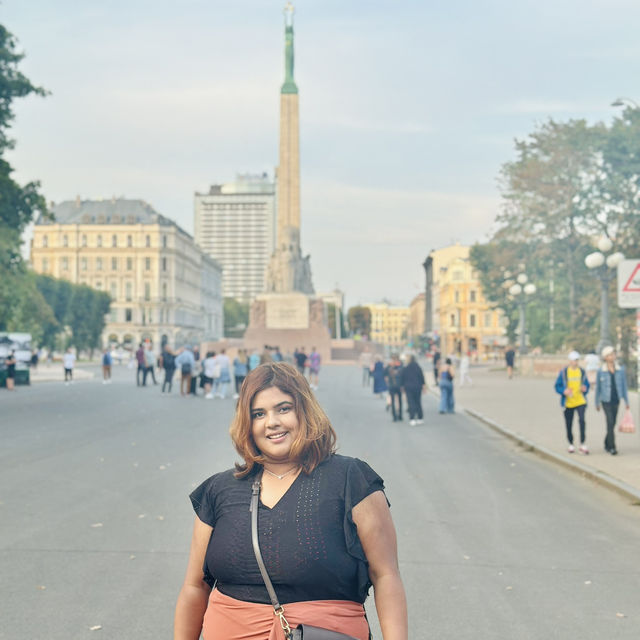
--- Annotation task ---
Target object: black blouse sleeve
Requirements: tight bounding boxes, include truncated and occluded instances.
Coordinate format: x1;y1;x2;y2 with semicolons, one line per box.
189;473;220;527
343;457;387;601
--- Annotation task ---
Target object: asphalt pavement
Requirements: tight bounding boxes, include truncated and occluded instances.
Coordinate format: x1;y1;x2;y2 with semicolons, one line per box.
1;364;640;639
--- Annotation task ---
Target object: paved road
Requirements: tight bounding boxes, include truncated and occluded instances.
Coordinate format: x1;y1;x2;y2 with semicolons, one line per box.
1;365;639;639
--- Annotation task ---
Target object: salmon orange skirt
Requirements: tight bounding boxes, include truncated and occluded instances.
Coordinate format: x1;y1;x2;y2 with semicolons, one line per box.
202;589;370;640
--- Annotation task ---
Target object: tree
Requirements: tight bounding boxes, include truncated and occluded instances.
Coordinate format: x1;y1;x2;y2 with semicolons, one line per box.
347;306;371;337
223;297;249;337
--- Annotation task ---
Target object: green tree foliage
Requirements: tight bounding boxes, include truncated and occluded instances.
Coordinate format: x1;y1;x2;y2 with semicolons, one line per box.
347;306;371;337
223;297;249;337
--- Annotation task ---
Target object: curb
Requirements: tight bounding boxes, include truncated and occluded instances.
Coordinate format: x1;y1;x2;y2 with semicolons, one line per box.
464;406;640;505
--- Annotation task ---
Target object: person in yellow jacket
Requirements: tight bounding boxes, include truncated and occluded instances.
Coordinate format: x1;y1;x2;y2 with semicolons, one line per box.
554;351;590;454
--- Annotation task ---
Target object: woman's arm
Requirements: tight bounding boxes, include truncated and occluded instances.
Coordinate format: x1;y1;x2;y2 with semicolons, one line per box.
353;491;408;640
174;517;214;640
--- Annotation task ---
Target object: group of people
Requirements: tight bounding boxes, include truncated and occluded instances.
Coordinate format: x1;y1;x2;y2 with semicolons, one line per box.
555;346;630;456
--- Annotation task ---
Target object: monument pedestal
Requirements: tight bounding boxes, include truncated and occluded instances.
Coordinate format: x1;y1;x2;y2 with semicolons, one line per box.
243;293;332;362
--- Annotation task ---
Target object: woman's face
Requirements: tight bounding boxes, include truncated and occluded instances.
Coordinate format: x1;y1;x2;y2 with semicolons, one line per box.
251;386;301;463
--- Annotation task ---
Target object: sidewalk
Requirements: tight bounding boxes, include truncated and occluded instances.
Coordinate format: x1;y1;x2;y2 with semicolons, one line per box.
448;365;640;502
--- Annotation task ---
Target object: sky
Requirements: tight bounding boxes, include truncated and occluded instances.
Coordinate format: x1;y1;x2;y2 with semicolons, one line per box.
4;0;640;307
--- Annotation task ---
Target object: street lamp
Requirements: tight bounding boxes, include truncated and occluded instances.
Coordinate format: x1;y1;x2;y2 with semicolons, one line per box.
508;273;536;355
585;236;625;354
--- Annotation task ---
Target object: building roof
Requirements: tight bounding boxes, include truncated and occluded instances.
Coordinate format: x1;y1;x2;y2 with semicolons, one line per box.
37;198;178;228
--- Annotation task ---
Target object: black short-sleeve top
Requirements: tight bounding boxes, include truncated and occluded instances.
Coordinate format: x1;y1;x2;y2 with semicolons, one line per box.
189;454;385;604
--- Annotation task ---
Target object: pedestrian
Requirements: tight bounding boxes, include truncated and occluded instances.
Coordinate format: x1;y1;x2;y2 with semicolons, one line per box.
63;348;76;385
160;346;177;393
384;354;404;422
175;346;196;397
432;349;441;386
371;357;387;398
102;348;112;383
233;349;249;399
248;349;260;371
5;350;17;390
308;346;321;389
294;347;307;375
144;345;158;385
459;352;472;386
272;346;283;362
438;358;455;414
584;350;600;385
135;343;146;386
202;351;217;399
595;346;630;456
260;345;273;365
505;345;515;379
554;351;590;454
402;355;425;425
359;351;372;387
30;349;38;371
173;362;408;640
215;349;231;398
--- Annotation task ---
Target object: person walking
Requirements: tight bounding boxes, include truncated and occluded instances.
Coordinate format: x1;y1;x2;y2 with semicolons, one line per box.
272;346;283;362
5;350;17;391
595;346;630;456
144;345;158;385
63;348;76;385
505;346;515;379
359;351;372;387
384;354;404;422
554;351;590;454
233;349;249;399
161;346;177;393
248;349;260;372
294;347;307;375
432;349;441;386
215;349;231;398
102;348;112;384
459;352;472;386
438;358;455;414
402;355;426;425
371;357;387;399
173;362;408;640
175;346;196;397
308;346;321;389
202;352;218;399
135;343;147;386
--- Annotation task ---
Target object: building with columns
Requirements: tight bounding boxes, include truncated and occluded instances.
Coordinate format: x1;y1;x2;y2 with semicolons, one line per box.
365;302;410;348
30;198;223;350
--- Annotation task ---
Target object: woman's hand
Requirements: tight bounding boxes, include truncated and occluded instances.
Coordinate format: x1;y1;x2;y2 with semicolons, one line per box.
353;491;408;640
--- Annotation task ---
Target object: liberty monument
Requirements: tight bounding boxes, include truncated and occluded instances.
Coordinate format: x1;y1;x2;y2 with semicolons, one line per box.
265;1;314;294
244;3;331;359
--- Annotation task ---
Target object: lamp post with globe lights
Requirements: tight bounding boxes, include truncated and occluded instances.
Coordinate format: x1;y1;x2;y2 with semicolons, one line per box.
584;236;625;355
508;273;536;355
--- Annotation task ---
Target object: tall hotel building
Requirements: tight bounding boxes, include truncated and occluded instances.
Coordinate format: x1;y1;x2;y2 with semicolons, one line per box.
194;173;276;302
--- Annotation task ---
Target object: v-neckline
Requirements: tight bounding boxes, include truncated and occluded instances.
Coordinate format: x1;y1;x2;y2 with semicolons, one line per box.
258;470;302;510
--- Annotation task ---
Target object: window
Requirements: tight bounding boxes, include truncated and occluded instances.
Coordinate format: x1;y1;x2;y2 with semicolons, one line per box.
162;257;167;272
144;283;150;301
97;235;102;247
42;258;49;272
470;290;477;302
145;235;151;248
125;308;132;322
112;234;117;247
111;257;117;270
484;312;492;327
61;257;69;270
81;257;87;270
452;270;463;281
450;314;455;327
42;235;48;248
127;235;132;247
110;282;117;299
162;235;167;248
125;282;132;301
470;314;476;328
62;235;68;247
81;234;87;247
96;257;103;271
454;291;459;303
162;283;167;301
127;257;133;271
145;257;151;271
95;281;102;290
109;309;118;322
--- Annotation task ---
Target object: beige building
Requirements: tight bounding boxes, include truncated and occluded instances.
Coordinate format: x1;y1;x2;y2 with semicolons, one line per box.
31;198;223;349
429;245;505;358
408;293;426;342
365;303;410;348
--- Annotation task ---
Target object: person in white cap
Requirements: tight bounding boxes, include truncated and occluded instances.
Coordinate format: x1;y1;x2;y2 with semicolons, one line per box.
595;346;630;455
554;351;590;453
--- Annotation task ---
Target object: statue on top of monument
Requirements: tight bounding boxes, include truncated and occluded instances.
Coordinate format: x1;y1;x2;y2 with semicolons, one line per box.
282;2;297;94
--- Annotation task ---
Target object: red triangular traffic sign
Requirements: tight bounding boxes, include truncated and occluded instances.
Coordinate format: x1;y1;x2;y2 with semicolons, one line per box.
622;263;640;292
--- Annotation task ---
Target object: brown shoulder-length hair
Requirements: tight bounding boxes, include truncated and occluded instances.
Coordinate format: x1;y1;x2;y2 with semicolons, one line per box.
230;362;337;478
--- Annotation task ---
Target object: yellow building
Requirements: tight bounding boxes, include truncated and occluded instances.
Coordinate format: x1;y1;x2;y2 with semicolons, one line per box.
432;246;505;358
365;303;410;347
408;293;425;342
31;198;223;350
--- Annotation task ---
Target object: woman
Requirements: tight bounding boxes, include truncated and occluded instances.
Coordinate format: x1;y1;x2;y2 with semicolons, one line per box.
595;346;630;456
5;350;17;391
438;358;455;414
233;349;249;399
202;351;217;399
174;363;407;640
401;355;425;426
371;357;388;398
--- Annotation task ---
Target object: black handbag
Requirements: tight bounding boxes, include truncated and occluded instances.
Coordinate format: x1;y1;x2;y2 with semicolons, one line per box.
250;479;360;640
